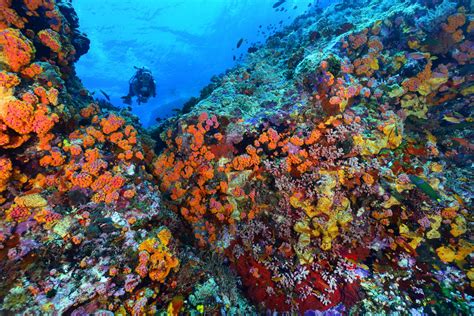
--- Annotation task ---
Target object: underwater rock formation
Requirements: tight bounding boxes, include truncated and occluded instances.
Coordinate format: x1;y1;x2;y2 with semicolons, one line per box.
0;0;473;314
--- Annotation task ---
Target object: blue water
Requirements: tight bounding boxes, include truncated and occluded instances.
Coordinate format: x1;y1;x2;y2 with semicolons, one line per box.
74;0;329;126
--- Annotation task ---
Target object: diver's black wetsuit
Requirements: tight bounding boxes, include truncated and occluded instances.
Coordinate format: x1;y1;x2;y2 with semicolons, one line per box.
122;67;156;105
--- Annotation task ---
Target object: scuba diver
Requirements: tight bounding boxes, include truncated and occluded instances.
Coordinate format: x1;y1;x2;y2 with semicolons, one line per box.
121;66;156;105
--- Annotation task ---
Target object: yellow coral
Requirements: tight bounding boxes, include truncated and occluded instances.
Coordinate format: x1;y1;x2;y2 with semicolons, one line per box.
157;228;172;246
137;235;180;283
399;224;424;250
436;240;474;263
15;193;47;208
450;215;467;237
354;119;403;155
426;215;441;239
436;245;456;263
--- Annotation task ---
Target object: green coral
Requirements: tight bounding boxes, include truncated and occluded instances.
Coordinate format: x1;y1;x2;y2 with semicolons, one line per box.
2;286;30;311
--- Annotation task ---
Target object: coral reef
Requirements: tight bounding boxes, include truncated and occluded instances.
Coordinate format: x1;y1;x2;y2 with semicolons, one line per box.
0;0;473;314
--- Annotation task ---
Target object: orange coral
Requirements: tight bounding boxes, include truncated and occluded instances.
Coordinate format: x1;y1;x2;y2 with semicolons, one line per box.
0;1;26;29
47;87;58;105
109;131;124;143
81;135;95;147
100;114;125;134
21;62;43;79
367;36;383;53
187;125;204;150
289;135;304;147
348;30;368;50
123;189;136;199
37;29;62;53
82;159;107;176
86;126;106;142
84;148;101;162
136;236;179;283
80;103;99;119
305;129;322;145
71;172;93;188
0;28;35;72
40;150;65;167
232;154;254;171
0;71;20;88
33;86;52;104
33;208;61;225
0;156;12;192
68;144;82;156
257;128;281;150
32;106;58;135
23;0;54;12
2;99;34;134
442;13;466;34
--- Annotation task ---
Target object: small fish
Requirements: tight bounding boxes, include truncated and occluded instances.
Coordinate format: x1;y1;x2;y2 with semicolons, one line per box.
272;0;285;9
407;52;427;60
247;46;258;53
236;38;244;48
408;174;441;202
452;137;474;151
443;115;463;124
99;89;110;101
452;193;465;206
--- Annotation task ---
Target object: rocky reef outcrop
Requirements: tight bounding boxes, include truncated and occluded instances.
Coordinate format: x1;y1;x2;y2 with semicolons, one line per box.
0;0;473;314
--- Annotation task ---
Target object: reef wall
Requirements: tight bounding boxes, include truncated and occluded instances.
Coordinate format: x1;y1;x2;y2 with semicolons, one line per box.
0;0;193;314
0;0;473;314
153;0;473;313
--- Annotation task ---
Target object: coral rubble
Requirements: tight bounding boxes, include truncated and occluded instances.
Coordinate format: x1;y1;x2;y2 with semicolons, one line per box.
0;0;473;314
